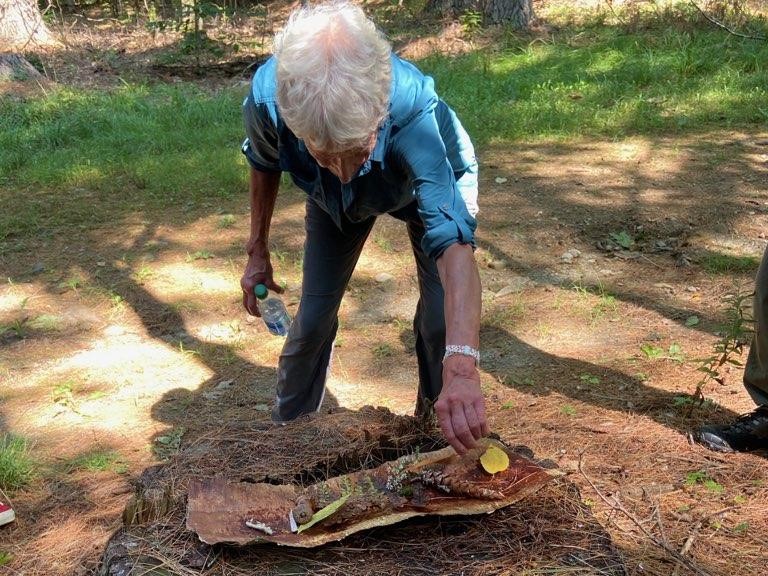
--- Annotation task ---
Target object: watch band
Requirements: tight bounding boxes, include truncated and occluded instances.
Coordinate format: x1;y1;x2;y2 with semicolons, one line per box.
443;344;480;366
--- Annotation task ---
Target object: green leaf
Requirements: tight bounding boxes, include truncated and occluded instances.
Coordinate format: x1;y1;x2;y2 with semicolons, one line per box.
685;315;700;327
296;491;351;534
684;470;707;486
733;521;749;534
641;343;663;359
610;230;634;249
704;479;724;494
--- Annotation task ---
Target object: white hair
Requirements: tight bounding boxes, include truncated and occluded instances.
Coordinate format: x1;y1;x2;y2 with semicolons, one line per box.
273;2;392;151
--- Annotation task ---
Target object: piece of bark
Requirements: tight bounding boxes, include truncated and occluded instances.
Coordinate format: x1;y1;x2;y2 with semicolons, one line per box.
187;438;560;548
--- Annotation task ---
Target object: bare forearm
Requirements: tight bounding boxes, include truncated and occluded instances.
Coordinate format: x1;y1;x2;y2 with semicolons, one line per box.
436;243;481;350
434;242;486;455
241;167;282;315
246;167;281;255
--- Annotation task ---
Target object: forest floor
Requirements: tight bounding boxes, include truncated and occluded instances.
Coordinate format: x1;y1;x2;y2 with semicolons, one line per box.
1;2;767;575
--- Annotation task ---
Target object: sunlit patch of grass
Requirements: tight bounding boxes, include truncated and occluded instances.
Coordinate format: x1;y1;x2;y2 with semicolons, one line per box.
700;253;759;274
58;275;86;292
217;214;236;229
28;314;63;332
418;24;768;145
64;449;126;473
483;298;526;329
51;380;78;412
372;342;395;359
132;264;154;284
0;434;35;491
186;250;215;262
373;233;394;253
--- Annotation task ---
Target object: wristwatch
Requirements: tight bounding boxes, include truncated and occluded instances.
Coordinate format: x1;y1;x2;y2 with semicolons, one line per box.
443;344;480;366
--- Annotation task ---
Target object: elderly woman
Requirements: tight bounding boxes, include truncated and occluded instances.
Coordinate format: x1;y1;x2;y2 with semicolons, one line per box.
240;2;486;454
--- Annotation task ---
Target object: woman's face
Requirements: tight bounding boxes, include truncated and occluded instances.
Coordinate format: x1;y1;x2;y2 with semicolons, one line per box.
306;133;377;184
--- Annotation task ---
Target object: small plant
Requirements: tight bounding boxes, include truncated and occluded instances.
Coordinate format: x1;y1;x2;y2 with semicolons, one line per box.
373;343;395;359
59;275;85;292
374;234;393;252
610;230;635;249
153;427;186;459
704;478;725;494
28;314;62;332
186;250;215;262
672;395;715;410
0;434;35;491
561;404;577;416
640;343;685;362
684;470;708;486
52;381;78;412
672;395;694;408
579;373;600;385
459;10;483;38
640;343;663;359
133;265;154;284
501;401;515;410
0;552;12;566
592;292;618;321
0;317;29;339
684;470;724;493
691;290;754;407
733;521;749;534
666;343;685;362
217;214;236;229
67;450;123;473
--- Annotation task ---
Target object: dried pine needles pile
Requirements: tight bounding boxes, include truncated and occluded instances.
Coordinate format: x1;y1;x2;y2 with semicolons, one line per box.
102;407;627;575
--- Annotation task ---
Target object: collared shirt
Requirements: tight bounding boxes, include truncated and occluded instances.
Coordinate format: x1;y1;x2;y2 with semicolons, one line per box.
242;54;478;260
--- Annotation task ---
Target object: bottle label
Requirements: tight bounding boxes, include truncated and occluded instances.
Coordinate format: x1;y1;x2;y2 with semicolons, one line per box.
265;320;289;336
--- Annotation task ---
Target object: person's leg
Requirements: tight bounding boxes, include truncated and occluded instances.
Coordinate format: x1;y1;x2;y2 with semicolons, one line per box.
744;245;768;405
392;203;446;416
694;245;768;452
273;199;375;421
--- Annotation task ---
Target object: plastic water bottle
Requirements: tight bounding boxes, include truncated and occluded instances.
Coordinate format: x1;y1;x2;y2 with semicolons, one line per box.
254;284;291;336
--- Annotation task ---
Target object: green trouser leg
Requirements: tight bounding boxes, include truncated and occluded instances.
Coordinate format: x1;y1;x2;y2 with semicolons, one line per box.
744;245;768;406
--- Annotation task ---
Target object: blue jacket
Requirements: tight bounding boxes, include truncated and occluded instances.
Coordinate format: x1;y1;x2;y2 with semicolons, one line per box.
242;54;478;259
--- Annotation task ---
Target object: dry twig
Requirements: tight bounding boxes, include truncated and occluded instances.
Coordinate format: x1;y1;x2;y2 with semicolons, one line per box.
689;0;766;40
578;452;714;576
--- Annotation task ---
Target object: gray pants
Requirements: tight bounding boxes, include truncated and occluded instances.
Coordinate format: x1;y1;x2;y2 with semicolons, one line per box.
745;245;768;406
272;198;446;421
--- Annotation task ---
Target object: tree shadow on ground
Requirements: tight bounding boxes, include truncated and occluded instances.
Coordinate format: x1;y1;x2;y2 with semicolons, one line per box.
478;323;741;435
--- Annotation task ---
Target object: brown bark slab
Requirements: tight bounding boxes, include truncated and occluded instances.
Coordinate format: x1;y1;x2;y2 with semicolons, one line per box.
187;439;559;547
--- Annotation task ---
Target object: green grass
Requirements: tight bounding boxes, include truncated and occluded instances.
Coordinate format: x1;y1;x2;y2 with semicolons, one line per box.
0;83;246;243
419;25;768;146
65;449;126;473
2;16;767;249
0;435;35;491
700;253;760;274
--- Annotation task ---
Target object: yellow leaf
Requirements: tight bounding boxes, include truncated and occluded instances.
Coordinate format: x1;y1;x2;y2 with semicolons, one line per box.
479;445;509;475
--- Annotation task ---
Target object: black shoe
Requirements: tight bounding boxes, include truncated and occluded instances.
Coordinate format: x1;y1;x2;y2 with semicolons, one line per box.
693;406;768;453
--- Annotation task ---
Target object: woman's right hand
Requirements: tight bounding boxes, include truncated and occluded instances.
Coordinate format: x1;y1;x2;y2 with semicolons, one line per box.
241;245;283;316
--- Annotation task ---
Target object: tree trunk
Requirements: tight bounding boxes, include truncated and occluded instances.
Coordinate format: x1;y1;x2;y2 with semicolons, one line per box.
428;0;535;28
0;52;42;81
0;0;57;50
